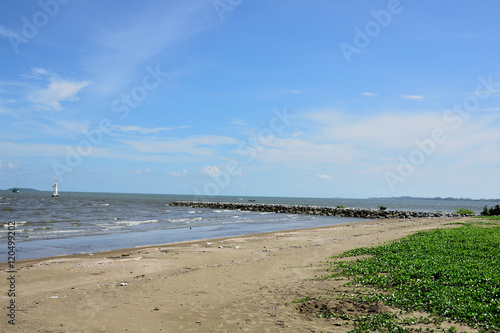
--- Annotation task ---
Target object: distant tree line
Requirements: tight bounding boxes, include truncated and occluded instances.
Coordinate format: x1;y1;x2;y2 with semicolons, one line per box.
481;204;500;216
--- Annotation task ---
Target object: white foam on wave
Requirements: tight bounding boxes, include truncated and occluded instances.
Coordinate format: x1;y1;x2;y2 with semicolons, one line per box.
3;221;27;227
116;219;159;227
93;203;109;206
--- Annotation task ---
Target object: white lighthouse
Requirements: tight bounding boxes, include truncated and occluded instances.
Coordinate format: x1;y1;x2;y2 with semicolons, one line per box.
52;181;59;197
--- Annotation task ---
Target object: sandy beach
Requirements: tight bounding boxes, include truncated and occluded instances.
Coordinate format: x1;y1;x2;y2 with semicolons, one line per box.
1;216;477;332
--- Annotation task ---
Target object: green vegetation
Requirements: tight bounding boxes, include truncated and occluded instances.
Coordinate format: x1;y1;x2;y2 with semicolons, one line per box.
475;215;500;221
379;206;387;211
455;208;475;215
337;205;346;209
319;225;500;332
481;204;500;216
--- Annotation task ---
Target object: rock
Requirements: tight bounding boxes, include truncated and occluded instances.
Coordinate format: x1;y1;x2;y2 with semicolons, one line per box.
169;201;456;220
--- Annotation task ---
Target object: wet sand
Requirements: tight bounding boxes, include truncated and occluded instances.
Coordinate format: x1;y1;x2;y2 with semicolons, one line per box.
1;216;477;332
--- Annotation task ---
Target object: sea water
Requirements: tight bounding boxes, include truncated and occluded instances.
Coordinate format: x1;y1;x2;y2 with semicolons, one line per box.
0;191;496;260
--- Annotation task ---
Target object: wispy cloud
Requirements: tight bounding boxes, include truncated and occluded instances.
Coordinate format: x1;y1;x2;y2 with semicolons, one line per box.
361;92;378;97
123;135;238;156
0;25;19;39
171;169;188;176
26;68;89;111
478;107;500;112
0;160;18;169
400;95;425;100
44;120;92;138
317;174;331;180
257;88;303;99
111;125;190;135
279;88;302;95
86;1;214;96
202;165;220;177
136;169;150;175
231;118;246;126
248;109;500;179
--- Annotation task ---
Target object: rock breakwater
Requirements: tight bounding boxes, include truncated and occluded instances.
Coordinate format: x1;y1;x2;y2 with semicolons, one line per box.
169;202;473;219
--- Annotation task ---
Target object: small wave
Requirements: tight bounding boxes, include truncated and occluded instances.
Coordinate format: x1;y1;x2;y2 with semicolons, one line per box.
33;226;53;231
0;202;10;205
187;211;195;214
192;217;202;221
93;203;109;206
3;221;27;227
116;219;159;226
166;218;191;223
100;226;123;230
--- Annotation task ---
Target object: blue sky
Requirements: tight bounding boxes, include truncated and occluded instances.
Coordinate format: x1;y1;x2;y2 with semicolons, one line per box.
1;0;499;199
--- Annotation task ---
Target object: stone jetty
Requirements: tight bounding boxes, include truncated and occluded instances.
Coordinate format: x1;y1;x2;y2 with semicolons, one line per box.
169;201;473;219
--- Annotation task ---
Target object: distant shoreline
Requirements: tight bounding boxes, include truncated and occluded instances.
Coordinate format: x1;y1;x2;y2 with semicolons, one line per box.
1;189;498;202
369;195;500;201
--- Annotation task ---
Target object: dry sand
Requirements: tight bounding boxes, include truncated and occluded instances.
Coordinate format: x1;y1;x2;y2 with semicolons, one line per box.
1;216;478;332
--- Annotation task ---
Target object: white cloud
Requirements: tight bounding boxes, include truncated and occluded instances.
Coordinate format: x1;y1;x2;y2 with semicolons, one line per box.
111;125;190;135
87;1;214;96
124;135;238;156
249;137;357;166
305;110;449;149
478;107;500;112
0;25;20;39
29;78;89;111
317;174;331;180
55;120;91;136
361;92;378;97
279;88;302;95
231;118;246;126
202;165;220;177
0;97;16;104
243;109;500;191
136;169;150;175
22;68;56;80
400;95;425;100
171;169;188;176
0;106;13;114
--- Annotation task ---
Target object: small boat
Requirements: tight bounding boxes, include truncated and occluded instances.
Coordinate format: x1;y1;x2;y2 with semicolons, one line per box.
52;181;59;197
248;199;256;202
12;187;19;193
